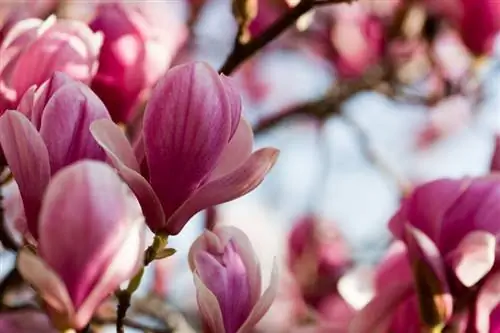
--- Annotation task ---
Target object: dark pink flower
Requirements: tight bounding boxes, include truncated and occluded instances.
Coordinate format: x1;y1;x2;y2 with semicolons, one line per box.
329;4;384;79
17;161;145;330
0;72;111;239
350;242;452;333
388;177;500;332
188;226;278;333
89;2;187;123
287;215;351;308
90;62;279;235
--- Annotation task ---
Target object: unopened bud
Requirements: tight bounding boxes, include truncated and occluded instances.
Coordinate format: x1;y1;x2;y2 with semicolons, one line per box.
232;0;258;43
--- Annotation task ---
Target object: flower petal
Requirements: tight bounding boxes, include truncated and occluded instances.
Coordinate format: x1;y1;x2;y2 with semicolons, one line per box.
448;231;496;287
89;118;139;171
405;225;453;327
143;62;232;219
215;226;262;307
90;119;165;232
39;83;110;174
17;248;74;323
219;74;242;138
38;160;143;311
475;272;500;333
193;273;226;333
0;110;50;238
209;117;254;181
236;259;278;333
164;148;279;235
30;72;76;129
16;85;36;119
75;216;144;329
348;282;413;333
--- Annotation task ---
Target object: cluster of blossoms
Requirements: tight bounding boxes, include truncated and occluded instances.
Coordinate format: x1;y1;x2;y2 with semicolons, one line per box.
0;0;498;333
0;2;279;332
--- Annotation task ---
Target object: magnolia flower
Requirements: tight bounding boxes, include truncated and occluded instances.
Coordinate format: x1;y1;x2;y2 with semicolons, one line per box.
287;215;351;308
17;160;145;330
188;226;278;333
349;242;438;333
0;15;102;111
89;2;187;123
388;177;500;332
329;4;384;79
90;61;279;235
0;72;111;239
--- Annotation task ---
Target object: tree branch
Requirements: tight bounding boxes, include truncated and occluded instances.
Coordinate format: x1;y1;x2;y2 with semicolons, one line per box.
219;0;356;75
253;66;389;134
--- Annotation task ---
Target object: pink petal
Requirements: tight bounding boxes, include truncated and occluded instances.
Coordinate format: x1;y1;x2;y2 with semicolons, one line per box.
214;226;262;307
16;85;36;119
237;259;278;333
10;19;102;95
448;231;496;287
38;160;143;311
0;110;50;239
476;273;500;333
17;248;74;324
209;117;254;181
90;119;165;232
30;71;76;129
348;282;413;333
193;273;226;333
220;74;243;138
39;83;110;174
89;118;139;171
75;215;144;329
388;179;466;243
143;62;233;219
165;148;279;235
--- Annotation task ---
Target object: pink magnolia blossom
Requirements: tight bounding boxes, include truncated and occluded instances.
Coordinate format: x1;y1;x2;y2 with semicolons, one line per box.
0;72;111;239
287;215;352;308
0;15;102;112
388;177;500;332
349;242;450;333
17;160;145;330
0;311;57;332
188;226;278;333
0;0;58;45
329;4;384;79
90;61;279;235
89;2;187;123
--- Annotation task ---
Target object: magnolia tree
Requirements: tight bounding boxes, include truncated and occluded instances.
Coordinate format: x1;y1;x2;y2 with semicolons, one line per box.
0;0;499;332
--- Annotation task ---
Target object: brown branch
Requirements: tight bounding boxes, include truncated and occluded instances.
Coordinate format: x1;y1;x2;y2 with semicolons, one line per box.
219;0;356;75
253;66;389;134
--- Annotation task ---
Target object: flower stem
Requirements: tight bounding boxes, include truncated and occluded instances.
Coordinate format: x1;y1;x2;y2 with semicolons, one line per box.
115;234;168;333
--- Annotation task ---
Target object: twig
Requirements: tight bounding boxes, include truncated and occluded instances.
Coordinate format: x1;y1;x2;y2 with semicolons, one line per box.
116;235;168;333
253;66;389;134
220;0;356;75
